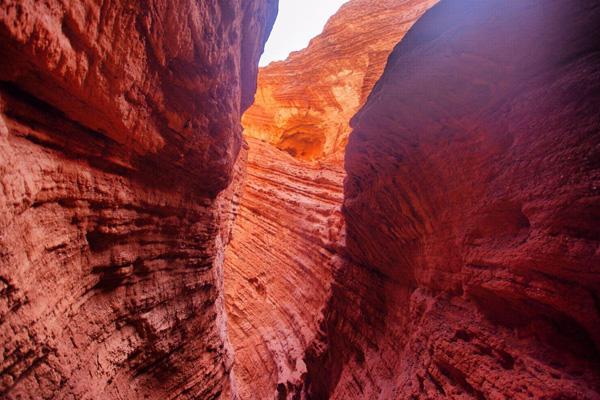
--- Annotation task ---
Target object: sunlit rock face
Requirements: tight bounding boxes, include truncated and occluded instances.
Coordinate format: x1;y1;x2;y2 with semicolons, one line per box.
306;0;600;398
243;0;438;161
0;1;276;398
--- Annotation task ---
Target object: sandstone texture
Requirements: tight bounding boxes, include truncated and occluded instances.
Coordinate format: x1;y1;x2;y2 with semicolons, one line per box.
0;1;276;399
242;0;438;161
3;0;600;399
224;138;344;399
305;0;600;398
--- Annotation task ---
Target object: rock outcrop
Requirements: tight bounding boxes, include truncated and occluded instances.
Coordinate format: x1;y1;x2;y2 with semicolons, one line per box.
0;1;276;398
306;0;600;398
242;0;438;160
4;0;600;399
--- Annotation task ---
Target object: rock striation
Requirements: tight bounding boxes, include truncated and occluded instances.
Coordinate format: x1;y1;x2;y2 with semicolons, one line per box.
0;1;276;399
3;0;600;399
242;0;438;161
224;138;344;399
306;0;600;398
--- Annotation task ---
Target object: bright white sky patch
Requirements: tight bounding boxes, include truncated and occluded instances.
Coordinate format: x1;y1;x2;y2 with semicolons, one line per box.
260;0;351;66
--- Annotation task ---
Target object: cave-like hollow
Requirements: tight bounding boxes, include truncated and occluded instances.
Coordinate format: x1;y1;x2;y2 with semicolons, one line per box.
1;0;599;399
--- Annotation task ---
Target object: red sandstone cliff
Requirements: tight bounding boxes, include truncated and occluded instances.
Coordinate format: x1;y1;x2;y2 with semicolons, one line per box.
306;0;600;398
243;0;438;161
0;1;276;398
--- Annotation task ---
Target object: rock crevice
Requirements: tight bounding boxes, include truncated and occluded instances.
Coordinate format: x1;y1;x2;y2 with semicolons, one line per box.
2;0;600;399
225;1;437;397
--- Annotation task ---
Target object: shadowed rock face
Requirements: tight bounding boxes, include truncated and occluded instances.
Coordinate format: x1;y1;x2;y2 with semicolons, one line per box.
0;1;276;399
305;0;600;398
243;0;438;161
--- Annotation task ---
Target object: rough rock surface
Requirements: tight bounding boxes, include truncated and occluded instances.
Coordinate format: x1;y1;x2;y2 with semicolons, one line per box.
242;0;437;160
306;0;600;398
0;1;276;398
224;138;344;399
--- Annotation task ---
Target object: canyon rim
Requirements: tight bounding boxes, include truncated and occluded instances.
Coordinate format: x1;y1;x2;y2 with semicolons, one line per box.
1;0;599;399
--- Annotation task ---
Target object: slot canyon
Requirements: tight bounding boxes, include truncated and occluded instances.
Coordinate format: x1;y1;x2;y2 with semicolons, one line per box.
1;0;599;399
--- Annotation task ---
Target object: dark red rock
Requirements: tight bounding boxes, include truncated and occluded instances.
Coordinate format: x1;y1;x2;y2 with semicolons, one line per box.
307;0;600;398
0;1;275;398
3;0;600;398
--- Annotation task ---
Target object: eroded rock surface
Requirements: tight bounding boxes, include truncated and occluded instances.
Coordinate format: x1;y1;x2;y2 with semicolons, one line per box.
4;0;599;398
225;138;344;399
307;0;600;398
243;0;437;160
0;1;276;398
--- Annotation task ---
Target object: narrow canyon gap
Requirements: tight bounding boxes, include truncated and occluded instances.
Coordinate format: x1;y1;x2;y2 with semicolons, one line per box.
1;0;599;399
224;0;437;397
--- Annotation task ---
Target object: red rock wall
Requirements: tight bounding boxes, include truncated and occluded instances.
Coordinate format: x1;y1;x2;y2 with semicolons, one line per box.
306;0;600;398
0;1;276;398
224;138;344;399
243;0;437;161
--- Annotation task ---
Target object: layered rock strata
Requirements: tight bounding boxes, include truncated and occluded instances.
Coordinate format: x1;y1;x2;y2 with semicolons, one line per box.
224;138;344;399
243;0;438;160
0;1;276;398
3;0;599;399
307;0;600;398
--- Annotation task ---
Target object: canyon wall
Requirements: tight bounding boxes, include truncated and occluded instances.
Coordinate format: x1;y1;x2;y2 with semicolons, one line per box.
0;1;276;399
3;0;599;399
242;0;438;160
306;0;600;398
225;138;344;399
225;0;437;397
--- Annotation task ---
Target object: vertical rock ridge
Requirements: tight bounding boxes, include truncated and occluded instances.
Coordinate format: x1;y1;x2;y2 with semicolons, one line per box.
225;138;344;399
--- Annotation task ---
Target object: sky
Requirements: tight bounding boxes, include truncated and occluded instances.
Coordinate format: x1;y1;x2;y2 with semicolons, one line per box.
259;0;350;66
